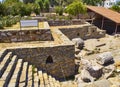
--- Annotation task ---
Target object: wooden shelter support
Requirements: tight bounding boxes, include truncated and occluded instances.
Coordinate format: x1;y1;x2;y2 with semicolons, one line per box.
101;17;104;29
115;24;118;34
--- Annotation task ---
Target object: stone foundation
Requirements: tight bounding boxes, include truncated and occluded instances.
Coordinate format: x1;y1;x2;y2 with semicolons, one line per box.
0;22;106;80
48;19;85;26
60;25;106;40
0;29;53;42
8;45;75;79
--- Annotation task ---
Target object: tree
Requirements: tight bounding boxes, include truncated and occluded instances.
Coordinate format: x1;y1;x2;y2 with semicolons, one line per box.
44;0;50;12
65;1;87;19
55;6;63;15
0;2;6;16
54;0;74;6
110;5;120;13
35;0;44;11
110;1;120;13
23;0;35;4
82;0;102;6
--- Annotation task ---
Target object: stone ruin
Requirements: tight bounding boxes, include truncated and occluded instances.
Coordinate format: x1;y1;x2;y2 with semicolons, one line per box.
75;50;120;87
0;21;106;86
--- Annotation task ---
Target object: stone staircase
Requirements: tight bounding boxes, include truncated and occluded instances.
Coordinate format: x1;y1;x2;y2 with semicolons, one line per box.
0;51;77;87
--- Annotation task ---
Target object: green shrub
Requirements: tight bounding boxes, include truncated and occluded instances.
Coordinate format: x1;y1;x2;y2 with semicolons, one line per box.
0;21;4;29
55;6;64;16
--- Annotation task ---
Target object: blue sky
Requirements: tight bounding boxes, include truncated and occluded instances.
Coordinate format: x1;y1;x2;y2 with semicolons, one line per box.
0;0;2;2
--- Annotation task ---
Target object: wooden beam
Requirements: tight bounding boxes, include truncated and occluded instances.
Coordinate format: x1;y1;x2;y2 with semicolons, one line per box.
101;17;104;29
115;24;118;34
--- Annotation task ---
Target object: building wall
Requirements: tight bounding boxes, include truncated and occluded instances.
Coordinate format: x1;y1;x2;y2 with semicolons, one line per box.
8;45;75;79
60;25;106;40
0;29;53;42
103;0;120;8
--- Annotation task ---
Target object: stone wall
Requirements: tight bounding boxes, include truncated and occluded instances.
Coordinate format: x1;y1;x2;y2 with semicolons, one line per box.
60;25;106;40
0;29;53;42
48;19;85;26
8;45;75;79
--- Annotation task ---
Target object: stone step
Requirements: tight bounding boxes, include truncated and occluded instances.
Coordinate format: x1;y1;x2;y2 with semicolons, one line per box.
43;72;50;87
55;80;61;87
61;81;77;87
48;75;54;87
38;71;45;87
52;77;61;87
0;50;8;62
33;68;39;87
0;55;18;87
27;65;33;87
0;52;13;77
19;62;28;87
8;59;23;87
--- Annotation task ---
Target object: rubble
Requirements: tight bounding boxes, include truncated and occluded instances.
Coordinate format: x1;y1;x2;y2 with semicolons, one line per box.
114;58;120;72
81;69;95;82
103;65;115;79
87;65;103;79
76;51;119;86
72;38;84;49
96;52;114;65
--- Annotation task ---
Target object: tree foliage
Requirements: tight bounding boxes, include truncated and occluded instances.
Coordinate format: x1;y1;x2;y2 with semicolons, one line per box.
0;2;6;16
55;6;63;15
23;0;35;4
110;5;120;13
1;0;40;16
65;1;87;18
82;0;102;6
35;0;44;11
44;0;50;12
110;1;120;13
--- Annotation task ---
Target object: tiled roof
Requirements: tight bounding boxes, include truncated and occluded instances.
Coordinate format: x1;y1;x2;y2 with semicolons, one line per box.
87;6;120;24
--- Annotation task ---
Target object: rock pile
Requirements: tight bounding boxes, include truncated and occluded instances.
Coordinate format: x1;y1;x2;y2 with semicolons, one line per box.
75;52;120;87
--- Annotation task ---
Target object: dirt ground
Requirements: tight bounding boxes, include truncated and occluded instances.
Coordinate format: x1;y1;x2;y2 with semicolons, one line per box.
80;34;120;60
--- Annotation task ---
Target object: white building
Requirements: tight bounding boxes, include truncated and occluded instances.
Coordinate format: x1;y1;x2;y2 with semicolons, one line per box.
103;0;120;8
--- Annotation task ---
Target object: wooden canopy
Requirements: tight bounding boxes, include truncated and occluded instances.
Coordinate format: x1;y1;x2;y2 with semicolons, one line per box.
87;6;120;24
87;6;120;34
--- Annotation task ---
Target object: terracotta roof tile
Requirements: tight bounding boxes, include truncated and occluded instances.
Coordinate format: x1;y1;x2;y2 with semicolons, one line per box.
87;6;120;24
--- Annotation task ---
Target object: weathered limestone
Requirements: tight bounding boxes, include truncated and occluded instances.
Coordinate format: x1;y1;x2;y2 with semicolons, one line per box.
27;65;33;87
0;55;18;87
8;45;75;79
103;65;115;79
0;52;12;77
87;66;103;79
0;29;53;42
60;24;105;40
81;69;95;82
114;58;120;72
33;68;39;87
8;59;23;87
38;71;45;87
0;51;68;87
72;38;84;49
19;62;28;87
96;52;114;65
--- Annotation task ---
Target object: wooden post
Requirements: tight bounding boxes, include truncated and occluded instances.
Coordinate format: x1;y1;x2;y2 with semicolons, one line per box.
115;24;118;34
101;17;104;29
91;18;94;24
37;20;39;30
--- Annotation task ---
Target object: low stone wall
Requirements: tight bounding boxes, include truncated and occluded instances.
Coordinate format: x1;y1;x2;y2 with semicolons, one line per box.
0;29;53;42
60;25;106;40
48;19;85;26
8;45;75;79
